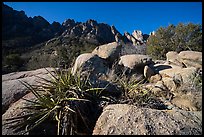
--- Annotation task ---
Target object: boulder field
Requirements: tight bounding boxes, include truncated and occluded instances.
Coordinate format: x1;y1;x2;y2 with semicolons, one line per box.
2;42;202;135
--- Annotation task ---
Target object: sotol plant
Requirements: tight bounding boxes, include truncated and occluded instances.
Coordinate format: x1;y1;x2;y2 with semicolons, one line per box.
5;68;107;135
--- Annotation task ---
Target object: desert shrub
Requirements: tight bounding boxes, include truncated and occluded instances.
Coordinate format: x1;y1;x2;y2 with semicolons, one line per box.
117;76;166;109
2;53;25;73
5;68;109;135
146;23;202;59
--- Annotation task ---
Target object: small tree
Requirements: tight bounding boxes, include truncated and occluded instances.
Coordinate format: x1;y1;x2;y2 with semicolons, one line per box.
146;23;202;60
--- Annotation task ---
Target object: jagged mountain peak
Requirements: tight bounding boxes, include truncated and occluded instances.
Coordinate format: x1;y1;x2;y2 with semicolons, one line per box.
86;19;97;26
62;19;76;27
60;18;122;44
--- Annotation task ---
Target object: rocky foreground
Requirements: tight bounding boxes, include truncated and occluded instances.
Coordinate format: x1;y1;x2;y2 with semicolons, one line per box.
2;42;202;135
93;104;202;135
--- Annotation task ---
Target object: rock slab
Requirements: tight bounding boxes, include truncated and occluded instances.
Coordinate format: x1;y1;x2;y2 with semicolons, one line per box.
93;104;202;135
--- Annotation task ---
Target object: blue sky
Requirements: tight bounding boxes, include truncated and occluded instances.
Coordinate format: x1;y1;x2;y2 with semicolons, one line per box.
4;2;202;34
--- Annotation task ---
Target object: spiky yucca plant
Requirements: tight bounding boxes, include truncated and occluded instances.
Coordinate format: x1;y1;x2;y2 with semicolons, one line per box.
5;68;106;135
119;77;146;99
118;77;165;108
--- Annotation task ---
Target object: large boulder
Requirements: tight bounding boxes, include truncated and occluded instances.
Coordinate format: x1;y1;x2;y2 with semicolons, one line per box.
2;92;56;135
71;53;95;75
165;51;203;69
178;51;202;62
92;42;121;64
93;104;202;135
2;67;55;82
165;51;202;70
118;54;153;70
179;51;202;69
2;68;55;114
166;51;184;67
145;66;198;94
71;53;109;77
2;93;36;135
158;67;197;84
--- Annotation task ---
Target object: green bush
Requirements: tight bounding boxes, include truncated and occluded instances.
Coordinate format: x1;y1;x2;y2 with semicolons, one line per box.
146;23;202;59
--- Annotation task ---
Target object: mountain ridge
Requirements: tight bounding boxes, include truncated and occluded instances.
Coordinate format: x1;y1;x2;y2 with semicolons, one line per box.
2;3;149;45
2;3;150;74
